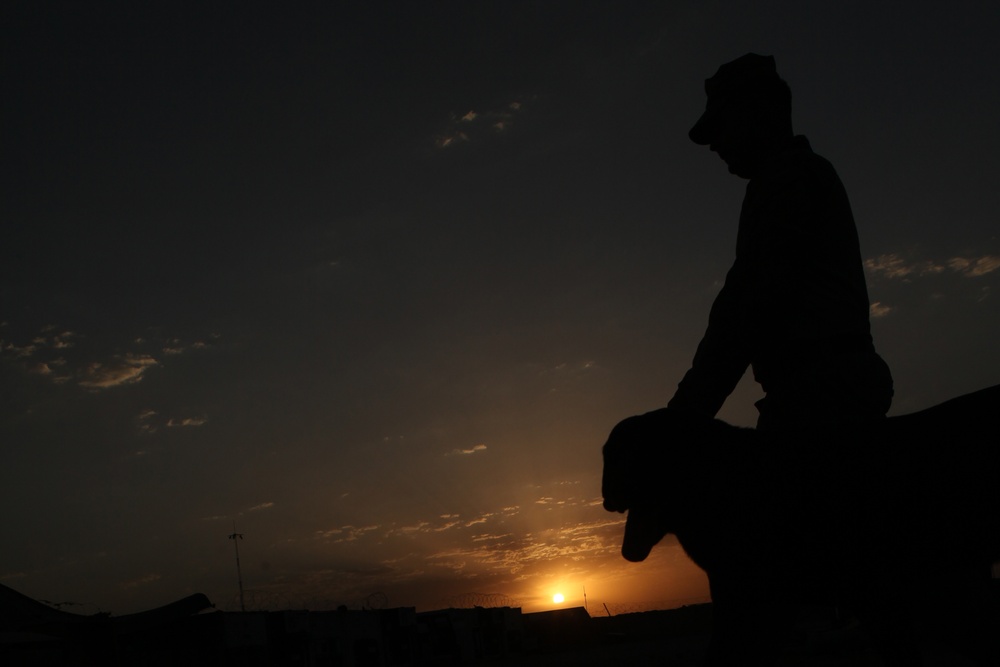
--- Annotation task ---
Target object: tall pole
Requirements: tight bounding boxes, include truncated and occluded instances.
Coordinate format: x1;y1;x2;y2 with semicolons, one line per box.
229;522;246;612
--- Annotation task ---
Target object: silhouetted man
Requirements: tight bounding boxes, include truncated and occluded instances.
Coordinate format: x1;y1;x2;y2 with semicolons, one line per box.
647;51;896;666
669;54;893;431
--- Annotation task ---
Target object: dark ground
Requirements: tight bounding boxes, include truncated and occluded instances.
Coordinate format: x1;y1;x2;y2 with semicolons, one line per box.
502;603;997;666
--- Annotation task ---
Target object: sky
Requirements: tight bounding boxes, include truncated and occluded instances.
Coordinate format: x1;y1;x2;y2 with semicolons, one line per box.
3;1;999;616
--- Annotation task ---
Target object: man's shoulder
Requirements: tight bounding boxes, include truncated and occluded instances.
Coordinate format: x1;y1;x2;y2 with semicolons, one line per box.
787;136;840;178
758;136;844;193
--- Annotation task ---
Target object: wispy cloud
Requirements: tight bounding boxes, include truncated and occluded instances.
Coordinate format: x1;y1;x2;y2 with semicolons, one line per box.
29;360;63;376
464;513;493;528
248;502;275;512
434;520;462;532
865;253;1000;280
1;327;75;360
136;410;158;434
232;499;632;611
136;410;208;434
2;324;217;391
869;301;892;318
449;443;487;456
435;100;525;149
161;338;210;355
946;255;1000;277
78;354;158;389
398;521;431;534
425;516;625;576
471;532;512;543
316;524;381;543
166;416;208;428
2;341;38;359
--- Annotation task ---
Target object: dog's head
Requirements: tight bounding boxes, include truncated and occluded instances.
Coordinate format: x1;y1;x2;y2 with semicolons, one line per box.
601;408;721;561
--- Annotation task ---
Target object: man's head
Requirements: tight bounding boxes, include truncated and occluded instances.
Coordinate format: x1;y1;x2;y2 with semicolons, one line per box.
690;53;793;178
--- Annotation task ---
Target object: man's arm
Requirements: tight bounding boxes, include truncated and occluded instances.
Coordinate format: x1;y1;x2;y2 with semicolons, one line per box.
669;152;862;417
667;264;752;418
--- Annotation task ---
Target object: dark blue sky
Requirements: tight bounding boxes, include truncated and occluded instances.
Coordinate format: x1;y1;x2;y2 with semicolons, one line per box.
3;1;999;614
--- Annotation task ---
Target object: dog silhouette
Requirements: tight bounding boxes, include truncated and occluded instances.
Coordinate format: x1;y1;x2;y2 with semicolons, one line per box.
603;385;1000;665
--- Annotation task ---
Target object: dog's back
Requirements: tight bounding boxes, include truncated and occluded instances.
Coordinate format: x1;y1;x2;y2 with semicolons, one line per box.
880;384;1000;566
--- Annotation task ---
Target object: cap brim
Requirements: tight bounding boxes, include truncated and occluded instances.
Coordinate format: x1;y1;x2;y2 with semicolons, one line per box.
688;111;712;145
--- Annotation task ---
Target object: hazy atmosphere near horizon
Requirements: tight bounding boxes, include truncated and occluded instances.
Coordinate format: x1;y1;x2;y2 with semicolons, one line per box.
3;1;1000;616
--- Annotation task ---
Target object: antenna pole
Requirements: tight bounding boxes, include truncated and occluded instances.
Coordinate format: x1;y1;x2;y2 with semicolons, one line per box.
229;522;246;612
583;586;588;612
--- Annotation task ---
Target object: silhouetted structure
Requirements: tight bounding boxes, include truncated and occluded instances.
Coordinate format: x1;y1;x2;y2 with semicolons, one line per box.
7;580;999;665
1;584;531;666
0;583;212;665
519;606;590;652
228;522;246;613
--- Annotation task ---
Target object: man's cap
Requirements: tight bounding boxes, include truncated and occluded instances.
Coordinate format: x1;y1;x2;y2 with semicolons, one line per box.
689;53;782;145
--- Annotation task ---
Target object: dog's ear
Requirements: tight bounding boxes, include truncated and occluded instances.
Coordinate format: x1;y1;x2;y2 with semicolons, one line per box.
621;508;668;562
602;414;646;513
602;409;677;513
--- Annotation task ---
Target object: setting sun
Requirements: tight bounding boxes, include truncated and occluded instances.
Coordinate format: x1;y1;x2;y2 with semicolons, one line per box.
552;593;564;604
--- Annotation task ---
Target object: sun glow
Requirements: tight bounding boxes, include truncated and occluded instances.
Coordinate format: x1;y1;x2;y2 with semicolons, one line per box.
552;592;564;604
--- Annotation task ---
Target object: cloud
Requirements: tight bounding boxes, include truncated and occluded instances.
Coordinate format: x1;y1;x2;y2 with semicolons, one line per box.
381;508;516;537
317;524;381;543
434;100;525;149
2;325;218;392
1;329;75;360
248;502;275;512
869;301;892;318
471;532;512;543
450;443;487;456
137;411;208;434
1;341;38;358
866;253;1000;280
435;131;469;149
136;410;158;434
78;354;158;389
425;516;625;575
463;515;491;528
398;521;431;534
166;416;208;428
865;253;944;279
29;362;54;375
161;338;210;355
947;255;1000;277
